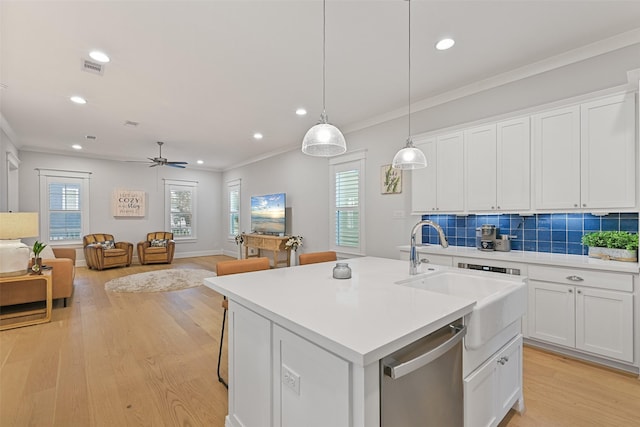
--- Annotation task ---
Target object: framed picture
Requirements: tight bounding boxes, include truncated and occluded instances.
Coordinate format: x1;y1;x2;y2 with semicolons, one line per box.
381;164;402;194
112;189;146;217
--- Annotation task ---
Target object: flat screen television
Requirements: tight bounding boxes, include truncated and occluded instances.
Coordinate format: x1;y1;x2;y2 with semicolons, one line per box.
250;192;286;235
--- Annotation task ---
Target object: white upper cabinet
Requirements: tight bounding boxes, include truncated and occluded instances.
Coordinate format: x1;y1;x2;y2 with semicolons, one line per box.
497;117;531;211
411;133;464;213
533;93;636;211
580;93;636;209
532;105;581;209
465;117;531;212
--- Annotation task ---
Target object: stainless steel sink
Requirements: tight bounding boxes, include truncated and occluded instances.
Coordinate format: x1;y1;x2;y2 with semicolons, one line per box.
396;271;527;349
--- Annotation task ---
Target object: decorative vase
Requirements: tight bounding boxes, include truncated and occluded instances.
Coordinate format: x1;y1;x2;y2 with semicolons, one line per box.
587;246;638;262
31;257;43;275
237;245;243;260
333;262;351;279
290;250;297;266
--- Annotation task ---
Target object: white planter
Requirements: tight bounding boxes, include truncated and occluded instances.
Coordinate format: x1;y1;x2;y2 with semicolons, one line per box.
237;245;243;260
290;251;297;266
587;246;637;262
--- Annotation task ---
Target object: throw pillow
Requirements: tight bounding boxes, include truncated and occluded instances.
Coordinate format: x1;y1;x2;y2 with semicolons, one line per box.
39;245;56;259
102;240;116;250
150;239;168;247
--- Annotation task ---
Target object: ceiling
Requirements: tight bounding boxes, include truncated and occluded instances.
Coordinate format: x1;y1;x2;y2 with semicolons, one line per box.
2;1;640;171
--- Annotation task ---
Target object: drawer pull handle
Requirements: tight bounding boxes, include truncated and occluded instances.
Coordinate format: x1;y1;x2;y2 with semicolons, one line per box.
566;275;584;282
497;356;509;365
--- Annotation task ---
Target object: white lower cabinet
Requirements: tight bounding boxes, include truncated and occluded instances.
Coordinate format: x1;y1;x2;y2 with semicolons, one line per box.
464;335;523;427
527;266;634;363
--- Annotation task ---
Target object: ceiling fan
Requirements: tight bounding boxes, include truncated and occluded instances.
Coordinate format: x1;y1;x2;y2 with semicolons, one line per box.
146;141;188;168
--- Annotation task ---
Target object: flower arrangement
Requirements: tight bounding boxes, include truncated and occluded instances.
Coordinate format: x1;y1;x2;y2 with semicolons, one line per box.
285;235;303;251
33;241;48;259
234;233;245;245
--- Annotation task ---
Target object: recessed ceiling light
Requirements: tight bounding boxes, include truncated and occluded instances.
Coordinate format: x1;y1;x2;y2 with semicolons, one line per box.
89;50;110;63
435;38;455;51
197;160;204;165
85;135;97;140
70;96;87;104
72;144;82;150
253;133;263;140
295;108;307;116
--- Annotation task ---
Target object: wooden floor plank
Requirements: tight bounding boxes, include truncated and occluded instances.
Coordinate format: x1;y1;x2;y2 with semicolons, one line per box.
1;255;639;426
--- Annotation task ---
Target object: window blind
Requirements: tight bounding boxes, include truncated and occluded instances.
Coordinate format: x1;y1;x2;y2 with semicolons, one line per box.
48;182;81;241
335;169;360;247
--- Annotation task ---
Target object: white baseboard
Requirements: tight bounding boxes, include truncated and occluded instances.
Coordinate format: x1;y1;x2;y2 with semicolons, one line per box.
75;249;227;268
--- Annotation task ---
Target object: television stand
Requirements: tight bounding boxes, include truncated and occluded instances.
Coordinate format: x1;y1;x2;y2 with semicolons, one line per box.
244;234;290;268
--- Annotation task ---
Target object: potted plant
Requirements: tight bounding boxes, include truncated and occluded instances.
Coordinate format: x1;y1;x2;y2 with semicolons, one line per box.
581;231;638;262
31;240;48;274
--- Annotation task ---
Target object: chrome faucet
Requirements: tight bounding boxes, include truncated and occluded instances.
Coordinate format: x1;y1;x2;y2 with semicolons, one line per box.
409;220;449;275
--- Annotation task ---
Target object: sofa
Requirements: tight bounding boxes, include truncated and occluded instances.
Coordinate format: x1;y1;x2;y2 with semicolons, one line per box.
0;248;76;308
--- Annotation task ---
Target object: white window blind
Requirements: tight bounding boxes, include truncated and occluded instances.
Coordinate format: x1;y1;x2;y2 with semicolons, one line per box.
330;150;366;255
165;179;197;240
228;179;241;238
38;169;91;245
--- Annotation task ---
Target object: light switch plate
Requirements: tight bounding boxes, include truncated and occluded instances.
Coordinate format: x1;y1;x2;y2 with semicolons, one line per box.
282;364;300;395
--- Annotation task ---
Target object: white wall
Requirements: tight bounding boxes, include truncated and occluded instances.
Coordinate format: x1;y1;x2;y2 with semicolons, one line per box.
18;151;223;263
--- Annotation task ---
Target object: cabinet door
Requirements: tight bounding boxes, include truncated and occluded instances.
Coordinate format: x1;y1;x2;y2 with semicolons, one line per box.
528;280;576;347
229;303;273;427
436;132;465;212
465;124;497;211
411;138;437;213
575;287;634;362
497;117;531;211
532;106;581;209
496;337;522;420
464;356;498;427
273;325;350;427
580;93;636;209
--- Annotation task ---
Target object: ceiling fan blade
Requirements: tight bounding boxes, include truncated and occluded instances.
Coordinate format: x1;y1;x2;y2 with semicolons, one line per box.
167;163;186;169
167;161;188;165
149;163;159;167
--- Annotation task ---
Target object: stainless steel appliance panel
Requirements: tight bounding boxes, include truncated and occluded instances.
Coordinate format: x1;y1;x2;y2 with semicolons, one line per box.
381;322;466;427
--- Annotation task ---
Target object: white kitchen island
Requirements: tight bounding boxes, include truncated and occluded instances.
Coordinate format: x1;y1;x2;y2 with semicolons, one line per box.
205;256;525;427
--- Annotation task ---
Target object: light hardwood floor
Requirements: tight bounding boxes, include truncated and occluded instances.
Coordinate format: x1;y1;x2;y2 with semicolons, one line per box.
1;256;639;426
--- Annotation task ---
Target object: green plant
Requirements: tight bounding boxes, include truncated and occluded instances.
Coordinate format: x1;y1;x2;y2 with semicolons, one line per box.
581;231;638;251
32;240;47;258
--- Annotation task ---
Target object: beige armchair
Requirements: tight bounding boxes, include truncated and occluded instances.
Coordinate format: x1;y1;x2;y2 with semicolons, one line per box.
83;233;133;270
137;232;175;265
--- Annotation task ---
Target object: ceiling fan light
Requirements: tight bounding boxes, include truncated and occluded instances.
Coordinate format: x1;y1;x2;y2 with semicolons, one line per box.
392;139;427;170
302;121;346;157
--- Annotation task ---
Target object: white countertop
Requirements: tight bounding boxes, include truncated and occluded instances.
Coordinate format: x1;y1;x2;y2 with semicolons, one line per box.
398;245;640;274
204;257;477;367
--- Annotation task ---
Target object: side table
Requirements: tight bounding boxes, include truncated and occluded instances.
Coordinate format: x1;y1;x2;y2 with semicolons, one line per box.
0;272;52;331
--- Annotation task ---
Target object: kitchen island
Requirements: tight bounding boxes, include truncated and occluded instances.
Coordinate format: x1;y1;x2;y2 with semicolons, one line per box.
205;256;525;427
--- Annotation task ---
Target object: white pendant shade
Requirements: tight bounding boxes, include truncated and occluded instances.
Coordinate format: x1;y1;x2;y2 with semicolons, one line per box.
392;139;427;170
302;121;346;157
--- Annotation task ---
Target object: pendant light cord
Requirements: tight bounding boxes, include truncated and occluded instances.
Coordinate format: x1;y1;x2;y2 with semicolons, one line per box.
407;0;411;143
322;0;327;119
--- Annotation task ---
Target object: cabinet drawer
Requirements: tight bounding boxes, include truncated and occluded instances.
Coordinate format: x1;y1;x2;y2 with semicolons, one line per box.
528;265;633;292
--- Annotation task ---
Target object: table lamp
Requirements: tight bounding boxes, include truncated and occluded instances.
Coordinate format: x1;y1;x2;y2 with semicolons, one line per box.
0;212;39;277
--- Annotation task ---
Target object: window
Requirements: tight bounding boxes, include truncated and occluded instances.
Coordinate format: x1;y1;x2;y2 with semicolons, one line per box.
330;150;366;255
38;169;91;244
228;179;241;239
164;179;197;240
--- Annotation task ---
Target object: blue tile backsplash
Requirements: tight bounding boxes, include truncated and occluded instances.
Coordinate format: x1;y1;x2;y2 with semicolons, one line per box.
420;213;639;255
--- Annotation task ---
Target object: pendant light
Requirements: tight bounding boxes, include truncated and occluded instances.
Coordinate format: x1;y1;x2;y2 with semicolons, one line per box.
392;0;427;170
301;0;347;157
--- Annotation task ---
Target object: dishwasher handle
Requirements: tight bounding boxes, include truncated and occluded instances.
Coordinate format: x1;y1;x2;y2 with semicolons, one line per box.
383;324;467;380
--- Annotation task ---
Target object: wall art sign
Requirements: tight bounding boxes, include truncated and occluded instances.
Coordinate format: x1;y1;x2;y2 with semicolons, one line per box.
112;189;145;217
381;164;402;194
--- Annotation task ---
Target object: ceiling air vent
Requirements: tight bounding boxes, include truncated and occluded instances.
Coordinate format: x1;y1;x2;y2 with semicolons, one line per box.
81;58;105;75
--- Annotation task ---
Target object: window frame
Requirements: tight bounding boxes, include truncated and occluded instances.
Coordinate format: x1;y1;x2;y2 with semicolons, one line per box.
37;168;91;246
329;150;366;256
164;179;198;242
227;179;241;240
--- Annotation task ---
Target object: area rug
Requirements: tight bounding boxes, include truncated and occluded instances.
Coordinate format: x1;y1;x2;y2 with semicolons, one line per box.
105;269;216;293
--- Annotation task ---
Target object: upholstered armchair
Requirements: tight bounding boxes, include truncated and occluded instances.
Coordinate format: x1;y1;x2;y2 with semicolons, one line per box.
137;232;175;265
83;233;133;270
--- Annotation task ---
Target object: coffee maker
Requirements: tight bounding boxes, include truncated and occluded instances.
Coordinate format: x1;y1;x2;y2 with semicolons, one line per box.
476;224;498;251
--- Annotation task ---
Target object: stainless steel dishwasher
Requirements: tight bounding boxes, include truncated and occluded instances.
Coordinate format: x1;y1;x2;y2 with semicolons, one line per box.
380;321;466;427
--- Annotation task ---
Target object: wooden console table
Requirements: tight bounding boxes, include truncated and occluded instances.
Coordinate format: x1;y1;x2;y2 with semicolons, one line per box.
0;272;52;331
244;234;290;268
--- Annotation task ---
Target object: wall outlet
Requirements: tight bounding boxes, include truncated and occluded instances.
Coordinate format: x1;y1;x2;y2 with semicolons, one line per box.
281;364;300;395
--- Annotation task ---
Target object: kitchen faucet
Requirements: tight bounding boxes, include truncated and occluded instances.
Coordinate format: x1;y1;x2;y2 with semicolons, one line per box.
410;220;449;275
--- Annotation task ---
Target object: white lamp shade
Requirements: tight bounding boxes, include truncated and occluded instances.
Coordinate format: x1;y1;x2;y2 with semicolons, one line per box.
392;145;427;170
301;123;347;157
0;212;39;239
